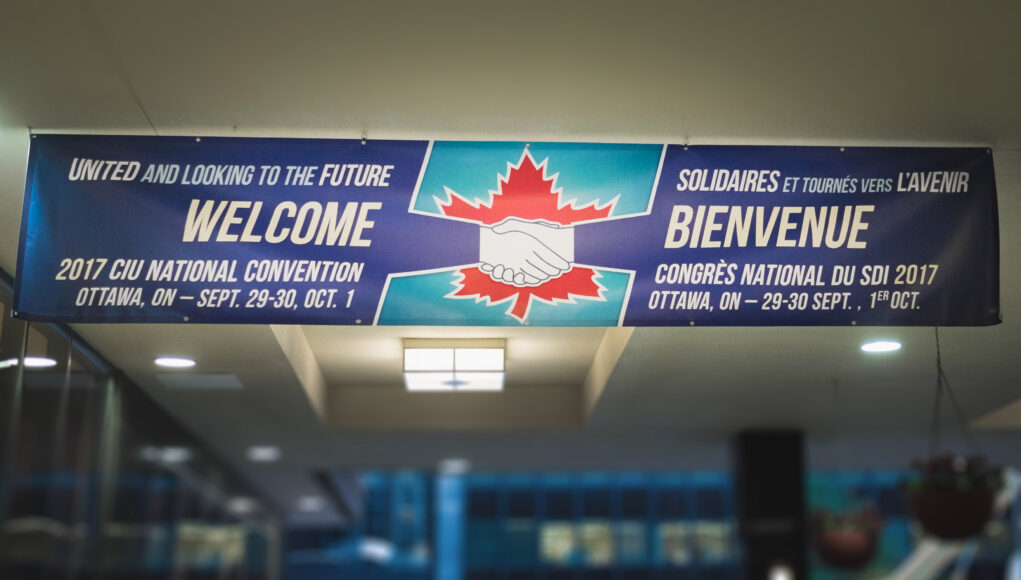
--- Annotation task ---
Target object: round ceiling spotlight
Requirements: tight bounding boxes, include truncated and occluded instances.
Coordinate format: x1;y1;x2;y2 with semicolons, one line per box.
438;457;472;475
860;340;902;353
23;356;58;368
297;495;326;512
246;445;282;463
227;496;257;515
155;356;196;368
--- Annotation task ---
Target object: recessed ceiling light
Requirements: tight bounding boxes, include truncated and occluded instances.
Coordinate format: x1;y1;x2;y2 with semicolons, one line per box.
155;356;196;368
861;340;902;353
0;358;19;370
23;356;57;368
246;445;281;463
160;447;192;463
438;457;471;475
297;495;326;512
227;496;257;514
769;564;794;580
139;445;192;464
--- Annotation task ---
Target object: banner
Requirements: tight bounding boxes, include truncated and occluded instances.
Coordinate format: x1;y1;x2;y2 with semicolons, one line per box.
15;135;999;326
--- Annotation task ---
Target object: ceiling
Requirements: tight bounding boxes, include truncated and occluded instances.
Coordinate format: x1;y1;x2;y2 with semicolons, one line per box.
2;2;1021;524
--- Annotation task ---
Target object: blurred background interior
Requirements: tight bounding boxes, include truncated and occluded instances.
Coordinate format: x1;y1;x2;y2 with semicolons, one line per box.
2;276;1019;580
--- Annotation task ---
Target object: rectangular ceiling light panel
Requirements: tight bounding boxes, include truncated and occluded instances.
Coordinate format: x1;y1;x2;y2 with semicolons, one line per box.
403;339;505;391
452;372;504;391
405;372;458;391
404;348;455;372
454;348;504;371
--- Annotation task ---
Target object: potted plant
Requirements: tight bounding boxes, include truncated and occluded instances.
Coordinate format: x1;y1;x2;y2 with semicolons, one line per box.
907;329;1005;540
908;454;1002;540
813;506;881;570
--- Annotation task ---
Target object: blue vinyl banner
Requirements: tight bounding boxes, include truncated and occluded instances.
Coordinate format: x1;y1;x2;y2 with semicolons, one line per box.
15;135;999;326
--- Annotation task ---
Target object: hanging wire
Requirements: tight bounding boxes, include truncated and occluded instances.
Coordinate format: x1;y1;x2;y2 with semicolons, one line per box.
929;329;942;458
928;327;978;458
941;369;979;455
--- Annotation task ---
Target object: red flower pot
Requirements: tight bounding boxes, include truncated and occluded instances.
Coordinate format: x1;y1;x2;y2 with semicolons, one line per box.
813;508;881;570
910;486;994;540
909;455;1001;541
814;528;878;570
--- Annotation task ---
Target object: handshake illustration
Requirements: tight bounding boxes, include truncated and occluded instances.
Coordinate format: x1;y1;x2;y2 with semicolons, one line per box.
479;218;574;287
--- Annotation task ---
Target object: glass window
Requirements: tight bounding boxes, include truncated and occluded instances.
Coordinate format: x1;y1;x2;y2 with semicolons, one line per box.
466;520;501;568
468;488;499;519
693;521;733;563
507;489;534;518
579;520;614;565
657;488;686;519
620;488;648;518
694;486;726;519
583;488;611;518
544;489;573;519
1;321;76;577
0;274;281;580
503;518;537;565
615;521;647;564
658;522;691;566
540;522;576;565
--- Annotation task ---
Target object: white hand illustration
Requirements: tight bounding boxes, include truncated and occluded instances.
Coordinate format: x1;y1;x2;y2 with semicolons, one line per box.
479;218;574;286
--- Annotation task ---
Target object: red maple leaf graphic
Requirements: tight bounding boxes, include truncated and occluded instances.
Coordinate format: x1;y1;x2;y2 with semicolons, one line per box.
436;148;617;323
448;266;606;322
437;150;616;225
